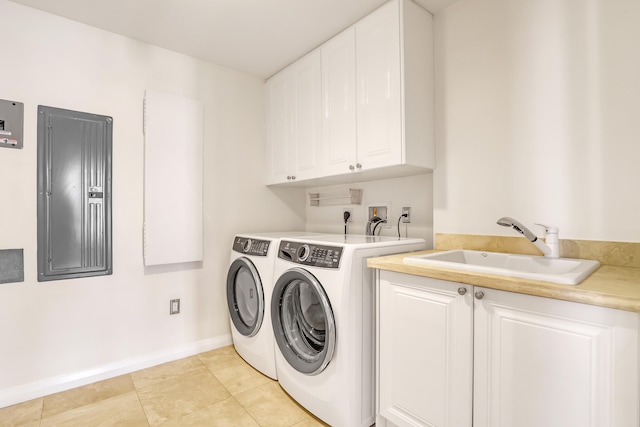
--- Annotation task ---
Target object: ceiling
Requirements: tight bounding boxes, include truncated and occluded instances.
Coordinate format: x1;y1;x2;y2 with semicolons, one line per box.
8;0;458;79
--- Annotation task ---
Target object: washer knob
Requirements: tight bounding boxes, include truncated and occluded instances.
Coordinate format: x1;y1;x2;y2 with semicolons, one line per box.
297;244;310;261
242;239;252;253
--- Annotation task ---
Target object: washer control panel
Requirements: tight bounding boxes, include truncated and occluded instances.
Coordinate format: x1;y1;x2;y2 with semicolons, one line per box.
278;241;342;269
232;237;270;256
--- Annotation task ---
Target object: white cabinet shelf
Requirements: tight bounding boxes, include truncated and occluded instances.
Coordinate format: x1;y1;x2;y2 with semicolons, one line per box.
266;0;434;187
377;271;639;427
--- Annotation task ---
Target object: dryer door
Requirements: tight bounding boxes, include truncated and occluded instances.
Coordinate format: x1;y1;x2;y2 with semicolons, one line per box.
272;267;336;375
226;257;264;337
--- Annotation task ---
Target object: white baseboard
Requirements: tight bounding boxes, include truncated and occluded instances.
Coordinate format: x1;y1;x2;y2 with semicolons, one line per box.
0;334;232;409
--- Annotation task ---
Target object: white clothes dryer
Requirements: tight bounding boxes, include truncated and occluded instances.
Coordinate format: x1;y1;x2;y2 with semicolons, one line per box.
270;234;426;427
226;232;325;380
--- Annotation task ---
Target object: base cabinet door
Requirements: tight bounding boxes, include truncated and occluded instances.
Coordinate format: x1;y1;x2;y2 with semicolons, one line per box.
377;273;639;427
378;272;473;427
473;287;639;427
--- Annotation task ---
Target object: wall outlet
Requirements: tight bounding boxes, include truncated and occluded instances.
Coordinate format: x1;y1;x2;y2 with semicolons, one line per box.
402;207;411;223
343;208;353;222
170;298;180;315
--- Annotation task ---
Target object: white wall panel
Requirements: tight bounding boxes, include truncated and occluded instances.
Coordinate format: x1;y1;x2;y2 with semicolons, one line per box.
143;90;203;266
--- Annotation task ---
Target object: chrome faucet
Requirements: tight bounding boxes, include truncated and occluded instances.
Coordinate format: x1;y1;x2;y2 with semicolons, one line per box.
497;217;559;258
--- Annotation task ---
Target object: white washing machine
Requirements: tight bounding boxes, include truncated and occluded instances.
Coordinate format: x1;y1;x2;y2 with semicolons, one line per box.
270;234;426;427
226;232;325;380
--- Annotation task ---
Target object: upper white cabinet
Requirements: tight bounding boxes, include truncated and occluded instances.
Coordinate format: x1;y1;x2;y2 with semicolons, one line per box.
377;271;639;427
321;27;358;177
266;49;322;184
356;0;434;173
266;0;434;186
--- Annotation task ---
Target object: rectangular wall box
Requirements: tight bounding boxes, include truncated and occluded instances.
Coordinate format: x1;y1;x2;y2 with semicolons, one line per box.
143;90;203;266
0;249;24;284
0;98;24;149
37;106;113;281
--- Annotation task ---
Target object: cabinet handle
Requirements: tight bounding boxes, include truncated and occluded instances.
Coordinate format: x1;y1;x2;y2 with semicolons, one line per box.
457;287;467;295
475;291;485;300
349;165;355;171
287;175;296;180
356;163;362;169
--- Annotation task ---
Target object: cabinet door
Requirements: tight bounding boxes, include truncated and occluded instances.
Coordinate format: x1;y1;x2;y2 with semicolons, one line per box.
321;28;357;176
266;51;321;184
265;69;296;184
473;288;639;427
293;49;322;181
355;0;402;170
378;272;473;427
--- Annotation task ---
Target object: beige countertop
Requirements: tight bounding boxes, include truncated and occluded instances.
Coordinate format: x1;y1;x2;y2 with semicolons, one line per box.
367;249;640;313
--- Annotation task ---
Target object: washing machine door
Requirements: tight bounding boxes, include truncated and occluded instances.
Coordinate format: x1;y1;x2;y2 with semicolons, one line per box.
226;257;264;337
271;267;336;375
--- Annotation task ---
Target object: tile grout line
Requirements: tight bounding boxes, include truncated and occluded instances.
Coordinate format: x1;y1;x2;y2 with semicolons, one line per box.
133;358;213;426
130;373;152;427
38;396;43;427
197;354;265;427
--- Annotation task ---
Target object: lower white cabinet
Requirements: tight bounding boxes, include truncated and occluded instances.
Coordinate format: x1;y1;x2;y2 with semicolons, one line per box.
377;271;639;427
378;273;473;426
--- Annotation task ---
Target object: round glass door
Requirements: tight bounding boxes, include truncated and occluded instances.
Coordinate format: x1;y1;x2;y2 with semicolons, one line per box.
271;267;336;375
226;257;264;337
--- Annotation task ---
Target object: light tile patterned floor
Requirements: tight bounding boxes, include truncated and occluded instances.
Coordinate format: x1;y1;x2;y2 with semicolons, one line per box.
0;346;330;427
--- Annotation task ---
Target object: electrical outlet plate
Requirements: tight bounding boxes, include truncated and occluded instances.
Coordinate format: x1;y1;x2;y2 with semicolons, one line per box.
402;207;411;223
170;298;180;315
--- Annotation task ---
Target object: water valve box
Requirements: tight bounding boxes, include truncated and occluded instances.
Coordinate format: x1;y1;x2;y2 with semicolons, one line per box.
0;99;24;149
0;249;24;284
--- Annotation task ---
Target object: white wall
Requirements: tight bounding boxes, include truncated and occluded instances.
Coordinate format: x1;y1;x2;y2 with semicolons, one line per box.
434;0;640;242
0;0;305;406
305;174;434;247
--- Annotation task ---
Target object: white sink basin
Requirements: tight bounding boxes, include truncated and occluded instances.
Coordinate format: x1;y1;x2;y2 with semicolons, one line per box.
403;250;600;285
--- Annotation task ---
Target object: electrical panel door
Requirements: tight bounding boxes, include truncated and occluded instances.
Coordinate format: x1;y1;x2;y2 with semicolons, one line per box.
37;106;112;281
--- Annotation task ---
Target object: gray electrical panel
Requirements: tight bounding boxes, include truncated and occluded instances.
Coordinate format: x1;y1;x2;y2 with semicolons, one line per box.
0;99;24;149
37;106;113;281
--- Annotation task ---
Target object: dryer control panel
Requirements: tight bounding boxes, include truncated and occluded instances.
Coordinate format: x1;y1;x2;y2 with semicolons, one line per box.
233;237;270;256
278;241;342;269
